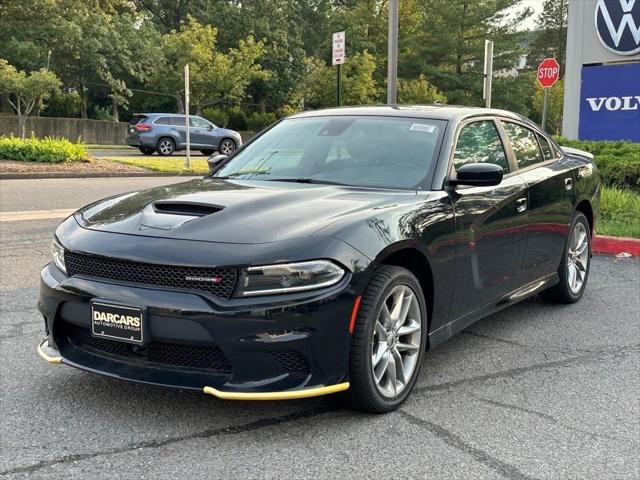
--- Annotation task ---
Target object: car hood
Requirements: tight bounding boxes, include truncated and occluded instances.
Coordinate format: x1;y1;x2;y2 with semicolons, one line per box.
76;178;417;244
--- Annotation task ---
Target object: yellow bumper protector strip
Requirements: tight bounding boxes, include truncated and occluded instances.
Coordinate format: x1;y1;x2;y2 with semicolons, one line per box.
37;341;63;365
203;382;349;401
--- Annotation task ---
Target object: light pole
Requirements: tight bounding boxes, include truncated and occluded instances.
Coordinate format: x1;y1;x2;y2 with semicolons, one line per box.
387;0;398;105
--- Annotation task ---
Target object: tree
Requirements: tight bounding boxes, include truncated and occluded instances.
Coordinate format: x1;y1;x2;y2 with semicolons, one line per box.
150;17;269;113
398;75;447;104
0;59;61;138
527;0;568;74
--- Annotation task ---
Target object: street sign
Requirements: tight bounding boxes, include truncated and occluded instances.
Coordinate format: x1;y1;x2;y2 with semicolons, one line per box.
332;31;346;66
537;58;560;88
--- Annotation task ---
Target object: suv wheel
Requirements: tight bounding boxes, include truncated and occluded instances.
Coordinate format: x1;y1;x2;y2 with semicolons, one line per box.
218;138;236;156
347;265;427;413
157;137;175;156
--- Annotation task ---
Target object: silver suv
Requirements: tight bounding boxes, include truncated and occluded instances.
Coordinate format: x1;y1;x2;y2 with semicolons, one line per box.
126;113;242;156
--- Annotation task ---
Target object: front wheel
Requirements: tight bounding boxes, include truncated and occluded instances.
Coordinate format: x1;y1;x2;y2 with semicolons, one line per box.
347;265;427;413
540;212;591;304
218;138;236;156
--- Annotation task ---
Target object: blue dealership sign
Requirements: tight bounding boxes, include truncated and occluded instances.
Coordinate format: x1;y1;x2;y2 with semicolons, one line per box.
579;62;640;142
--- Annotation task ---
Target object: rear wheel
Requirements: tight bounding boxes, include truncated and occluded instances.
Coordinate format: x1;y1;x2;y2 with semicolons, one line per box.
347;266;427;413
157;137;175;156
540;212;591;304
218;138;236;156
139;147;155;155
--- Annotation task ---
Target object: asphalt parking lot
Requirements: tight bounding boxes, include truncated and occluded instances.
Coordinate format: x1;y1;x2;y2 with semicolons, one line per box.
1;177;638;479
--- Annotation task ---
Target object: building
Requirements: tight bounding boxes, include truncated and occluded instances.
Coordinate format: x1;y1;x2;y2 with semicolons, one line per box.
563;0;640;142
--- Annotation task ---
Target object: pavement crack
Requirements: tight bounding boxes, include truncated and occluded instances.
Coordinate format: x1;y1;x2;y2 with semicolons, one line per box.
468;395;626;443
397;410;540;480
416;343;639;394
0;405;342;477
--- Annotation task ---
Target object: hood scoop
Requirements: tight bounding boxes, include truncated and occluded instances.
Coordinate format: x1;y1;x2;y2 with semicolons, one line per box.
152;201;224;217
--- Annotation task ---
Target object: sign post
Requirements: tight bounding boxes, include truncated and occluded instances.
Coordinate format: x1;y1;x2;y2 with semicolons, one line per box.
537;57;561;131
184;64;191;170
332;31;345;106
387;0;399;105
483;40;494;108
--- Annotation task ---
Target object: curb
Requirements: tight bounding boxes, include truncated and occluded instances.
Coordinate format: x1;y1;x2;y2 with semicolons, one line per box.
593;235;640;257
0;172;203;180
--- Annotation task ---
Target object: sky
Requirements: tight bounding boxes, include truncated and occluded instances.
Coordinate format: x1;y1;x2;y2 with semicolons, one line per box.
515;0;546;31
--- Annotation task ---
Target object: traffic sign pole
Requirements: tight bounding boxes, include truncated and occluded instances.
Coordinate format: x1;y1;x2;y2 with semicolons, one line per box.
541;87;549;131
337;64;342;107
332;31;346;107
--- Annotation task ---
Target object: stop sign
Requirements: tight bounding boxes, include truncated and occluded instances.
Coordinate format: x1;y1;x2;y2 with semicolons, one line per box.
537;58;560;88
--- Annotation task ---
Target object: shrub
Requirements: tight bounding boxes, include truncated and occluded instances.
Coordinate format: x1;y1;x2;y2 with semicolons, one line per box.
0;136;88;163
202;107;228;127
598;186;640;238
247;112;277;132
555;137;640;191
227;108;248;131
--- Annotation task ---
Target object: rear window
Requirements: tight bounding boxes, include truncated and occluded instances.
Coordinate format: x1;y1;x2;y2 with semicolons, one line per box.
537;134;554;160
129;115;148;125
502;122;544;169
171;116;187;126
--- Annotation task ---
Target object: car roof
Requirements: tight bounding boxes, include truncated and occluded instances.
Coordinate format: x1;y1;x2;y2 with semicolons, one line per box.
289;104;533;125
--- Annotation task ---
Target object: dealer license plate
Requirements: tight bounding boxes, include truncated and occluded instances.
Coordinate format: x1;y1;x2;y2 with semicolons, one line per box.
91;301;144;344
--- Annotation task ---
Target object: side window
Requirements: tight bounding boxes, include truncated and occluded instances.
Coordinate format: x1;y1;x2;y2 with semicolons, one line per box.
453;120;509;172
171;116;187;127
537;134;554;160
155;117;171;125
503;122;544;168
190;117;210;128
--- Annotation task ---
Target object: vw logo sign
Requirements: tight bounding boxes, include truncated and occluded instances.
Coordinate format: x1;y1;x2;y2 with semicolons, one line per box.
595;0;640;55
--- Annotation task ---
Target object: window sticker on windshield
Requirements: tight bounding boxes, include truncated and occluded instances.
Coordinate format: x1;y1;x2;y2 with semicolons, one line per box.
410;124;436;133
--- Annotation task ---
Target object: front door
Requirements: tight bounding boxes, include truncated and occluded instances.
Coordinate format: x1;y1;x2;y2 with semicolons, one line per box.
448;120;529;319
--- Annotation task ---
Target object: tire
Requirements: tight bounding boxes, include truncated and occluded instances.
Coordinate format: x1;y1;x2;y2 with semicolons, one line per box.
347;265;428;413
201;149;215;156
218;138;236;156
156;137;176;156
540;212;591;304
139;147;155;155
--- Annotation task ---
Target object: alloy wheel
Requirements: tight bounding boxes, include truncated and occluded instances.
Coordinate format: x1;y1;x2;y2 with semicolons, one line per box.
567;222;589;294
158;139;174;155
371;285;422;398
219;139;235;155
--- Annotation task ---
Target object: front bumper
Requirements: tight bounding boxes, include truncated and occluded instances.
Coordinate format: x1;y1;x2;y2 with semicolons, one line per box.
37;263;355;399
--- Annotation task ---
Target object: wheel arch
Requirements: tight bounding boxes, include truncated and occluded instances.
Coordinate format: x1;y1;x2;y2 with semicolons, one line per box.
366;244;435;336
575;199;594;236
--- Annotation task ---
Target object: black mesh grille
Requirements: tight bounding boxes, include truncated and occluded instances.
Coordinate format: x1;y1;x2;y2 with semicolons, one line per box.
65;251;237;298
271;350;309;375
65;323;232;374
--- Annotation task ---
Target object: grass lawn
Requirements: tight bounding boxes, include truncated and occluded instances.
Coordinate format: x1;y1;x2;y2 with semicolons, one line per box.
598;187;640;239
105;156;209;174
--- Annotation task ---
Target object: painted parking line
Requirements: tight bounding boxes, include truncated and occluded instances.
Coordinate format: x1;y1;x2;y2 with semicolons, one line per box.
0;209;76;222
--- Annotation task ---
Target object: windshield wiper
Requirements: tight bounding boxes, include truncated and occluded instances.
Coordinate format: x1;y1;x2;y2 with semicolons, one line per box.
215;169;271;179
266;178;347;186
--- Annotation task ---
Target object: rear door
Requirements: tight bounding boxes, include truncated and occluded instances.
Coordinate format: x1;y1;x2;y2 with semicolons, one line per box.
448;119;529;318
500;121;574;284
170;116;188;148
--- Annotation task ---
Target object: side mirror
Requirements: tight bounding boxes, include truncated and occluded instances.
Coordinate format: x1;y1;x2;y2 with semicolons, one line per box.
207;125;214;131
450;163;503;187
208;154;228;175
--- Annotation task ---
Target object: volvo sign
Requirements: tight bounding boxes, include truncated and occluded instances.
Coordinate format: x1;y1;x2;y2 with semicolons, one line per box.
595;0;640;55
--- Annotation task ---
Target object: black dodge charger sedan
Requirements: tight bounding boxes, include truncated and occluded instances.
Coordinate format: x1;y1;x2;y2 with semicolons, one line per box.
38;106;600;412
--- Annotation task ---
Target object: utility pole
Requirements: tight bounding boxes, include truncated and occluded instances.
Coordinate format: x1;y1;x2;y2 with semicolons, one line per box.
184;64;191;170
387;0;399;105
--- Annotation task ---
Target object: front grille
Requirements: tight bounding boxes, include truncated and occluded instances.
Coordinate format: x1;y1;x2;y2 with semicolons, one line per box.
65;323;232;374
65;250;237;298
271;350;309;375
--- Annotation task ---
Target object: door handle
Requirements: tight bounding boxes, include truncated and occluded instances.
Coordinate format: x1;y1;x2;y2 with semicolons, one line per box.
516;198;527;213
565;178;573;190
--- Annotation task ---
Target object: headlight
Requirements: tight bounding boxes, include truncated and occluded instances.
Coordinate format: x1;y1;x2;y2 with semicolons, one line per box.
51;238;66;274
237;260;345;296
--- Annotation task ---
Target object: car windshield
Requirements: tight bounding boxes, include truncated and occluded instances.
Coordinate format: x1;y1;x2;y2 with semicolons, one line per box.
214;115;446;189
